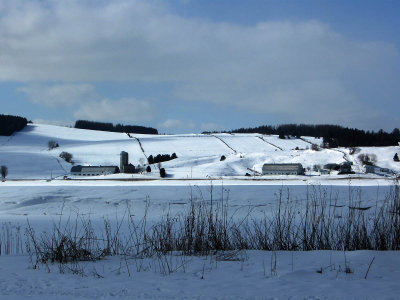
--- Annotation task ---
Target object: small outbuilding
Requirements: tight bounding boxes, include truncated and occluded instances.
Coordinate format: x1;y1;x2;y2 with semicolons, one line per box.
262;163;305;175
71;165;120;176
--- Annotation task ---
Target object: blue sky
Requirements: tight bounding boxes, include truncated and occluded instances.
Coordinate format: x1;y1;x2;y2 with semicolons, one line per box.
1;0;399;133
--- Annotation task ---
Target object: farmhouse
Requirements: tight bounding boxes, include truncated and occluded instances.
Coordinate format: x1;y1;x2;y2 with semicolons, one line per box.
70;166;120;176
262;163;304;175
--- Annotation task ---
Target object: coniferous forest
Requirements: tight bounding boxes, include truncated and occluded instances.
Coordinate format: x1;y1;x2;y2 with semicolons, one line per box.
0;114;28;136
74;120;158;134
228;124;400;147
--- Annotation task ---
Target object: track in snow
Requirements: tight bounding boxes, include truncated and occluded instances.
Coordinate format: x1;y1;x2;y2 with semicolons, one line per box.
211;134;237;154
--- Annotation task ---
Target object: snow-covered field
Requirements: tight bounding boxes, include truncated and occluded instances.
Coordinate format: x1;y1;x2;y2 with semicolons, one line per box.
1;124;400;299
1;250;399;299
0;183;399;299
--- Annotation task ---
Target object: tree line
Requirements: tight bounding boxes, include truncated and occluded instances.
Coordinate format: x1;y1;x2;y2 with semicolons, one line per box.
0;114;28;136
74;120;158;134
147;153;177;165
227;124;400;147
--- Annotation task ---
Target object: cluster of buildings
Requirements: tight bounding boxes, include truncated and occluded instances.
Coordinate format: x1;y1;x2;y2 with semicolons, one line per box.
261;162;355;176
70;151;137;176
70;150;393;178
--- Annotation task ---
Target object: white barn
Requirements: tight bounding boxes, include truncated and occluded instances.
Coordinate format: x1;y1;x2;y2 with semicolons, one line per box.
71;165;120;176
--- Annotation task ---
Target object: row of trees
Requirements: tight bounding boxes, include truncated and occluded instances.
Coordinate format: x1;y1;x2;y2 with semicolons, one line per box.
229;124;400;147
147;153;177;165
74;120;158;134
0;114;28;136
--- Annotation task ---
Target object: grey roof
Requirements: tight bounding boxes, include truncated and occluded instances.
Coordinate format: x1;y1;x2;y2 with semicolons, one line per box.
262;163;303;171
71;165;119;173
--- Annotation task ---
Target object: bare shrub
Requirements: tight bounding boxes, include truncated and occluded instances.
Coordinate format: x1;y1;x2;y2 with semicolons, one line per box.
358;153;377;165
48;140;59;150
59;151;73;163
311;144;320;151
349;147;360;155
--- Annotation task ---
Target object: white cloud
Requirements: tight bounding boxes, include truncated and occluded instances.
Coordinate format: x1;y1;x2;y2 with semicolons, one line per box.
200;123;225;132
1;0;400;127
158;119;195;130
73;98;155;123
18;84;96;107
32;118;74;127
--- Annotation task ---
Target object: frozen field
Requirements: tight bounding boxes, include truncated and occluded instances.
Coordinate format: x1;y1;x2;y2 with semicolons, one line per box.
0;183;399;299
0;183;394;223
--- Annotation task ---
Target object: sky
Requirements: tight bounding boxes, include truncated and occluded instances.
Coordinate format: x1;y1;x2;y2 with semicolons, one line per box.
0;0;399;133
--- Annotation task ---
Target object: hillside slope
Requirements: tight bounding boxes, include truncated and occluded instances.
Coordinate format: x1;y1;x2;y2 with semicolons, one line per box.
0;124;399;179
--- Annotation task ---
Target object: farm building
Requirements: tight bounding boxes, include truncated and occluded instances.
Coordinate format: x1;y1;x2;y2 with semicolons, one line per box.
70;166;120;176
120;151;137;173
262;163;304;175
338;162;353;174
365;165;393;176
319;169;330;175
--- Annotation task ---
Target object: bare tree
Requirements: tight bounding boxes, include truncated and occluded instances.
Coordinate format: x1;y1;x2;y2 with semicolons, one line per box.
60;152;73;163
48;140;59;150
1;165;8;180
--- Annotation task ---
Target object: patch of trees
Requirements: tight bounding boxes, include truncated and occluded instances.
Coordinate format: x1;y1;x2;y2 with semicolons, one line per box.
74;120;158;135
0;114;28;136
147;153;178;165
229;124;400;147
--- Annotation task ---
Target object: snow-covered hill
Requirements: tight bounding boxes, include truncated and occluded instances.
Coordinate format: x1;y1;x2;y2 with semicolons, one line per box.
0;124;399;179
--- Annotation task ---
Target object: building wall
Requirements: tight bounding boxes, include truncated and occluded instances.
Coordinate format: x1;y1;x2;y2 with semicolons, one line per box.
71;166;119;176
262;164;304;175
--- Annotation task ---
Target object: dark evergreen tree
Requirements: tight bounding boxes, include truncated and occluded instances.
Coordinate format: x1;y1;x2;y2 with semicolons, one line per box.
0;115;28;136
1;165;8;180
159;168;166;178
394;153;399;162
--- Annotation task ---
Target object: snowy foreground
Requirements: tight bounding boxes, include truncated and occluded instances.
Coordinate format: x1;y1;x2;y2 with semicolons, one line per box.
0;183;399;299
1;250;399;300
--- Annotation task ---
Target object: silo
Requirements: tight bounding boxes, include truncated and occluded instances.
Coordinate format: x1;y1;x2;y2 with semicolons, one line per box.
120;151;128;172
